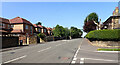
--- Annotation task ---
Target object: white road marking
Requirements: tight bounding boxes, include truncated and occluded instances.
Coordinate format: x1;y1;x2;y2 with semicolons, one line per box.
97;51;120;53
73;57;77;61
71;60;76;64
80;61;84;64
38;47;51;52
71;39;83;64
3;55;27;64
85;58;116;61
80;58;84;61
80;58;85;64
56;44;61;46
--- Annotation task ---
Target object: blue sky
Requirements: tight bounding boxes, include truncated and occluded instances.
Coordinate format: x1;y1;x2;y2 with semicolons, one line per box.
2;2;118;36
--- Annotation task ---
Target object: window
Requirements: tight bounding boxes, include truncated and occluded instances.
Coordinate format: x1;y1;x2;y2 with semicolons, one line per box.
0;23;2;26
44;29;46;32
25;25;28;29
2;23;5;28
11;25;14;28
38;29;41;32
8;25;10;28
30;26;32;35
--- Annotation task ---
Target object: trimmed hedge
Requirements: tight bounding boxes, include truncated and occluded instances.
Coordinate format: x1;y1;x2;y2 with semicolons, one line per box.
86;29;120;41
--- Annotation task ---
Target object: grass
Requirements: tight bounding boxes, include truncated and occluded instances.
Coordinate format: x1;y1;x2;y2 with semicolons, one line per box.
97;48;120;51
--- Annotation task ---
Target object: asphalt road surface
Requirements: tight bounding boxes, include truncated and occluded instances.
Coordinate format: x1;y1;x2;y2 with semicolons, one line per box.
1;38;119;65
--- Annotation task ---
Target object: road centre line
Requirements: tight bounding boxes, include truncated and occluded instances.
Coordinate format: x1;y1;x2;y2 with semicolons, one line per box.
56;44;62;46
38;47;51;52
71;39;83;64
3;55;27;64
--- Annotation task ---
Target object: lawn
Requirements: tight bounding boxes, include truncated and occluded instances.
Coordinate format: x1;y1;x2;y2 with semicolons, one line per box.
97;48;120;51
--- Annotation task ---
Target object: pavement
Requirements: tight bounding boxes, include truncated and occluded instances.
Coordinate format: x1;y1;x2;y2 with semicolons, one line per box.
1;38;119;65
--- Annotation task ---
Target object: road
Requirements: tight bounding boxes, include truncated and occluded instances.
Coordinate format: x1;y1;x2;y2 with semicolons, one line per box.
1;38;119;65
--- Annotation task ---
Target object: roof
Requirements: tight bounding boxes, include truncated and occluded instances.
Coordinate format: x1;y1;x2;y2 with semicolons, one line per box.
0;17;10;24
9;17;33;25
47;27;52;30
103;16;120;24
116;7;118;9
33;24;39;28
38;25;43;28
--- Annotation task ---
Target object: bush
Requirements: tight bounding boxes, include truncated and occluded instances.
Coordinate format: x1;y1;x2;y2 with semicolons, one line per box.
37;33;46;39
85;29;120;41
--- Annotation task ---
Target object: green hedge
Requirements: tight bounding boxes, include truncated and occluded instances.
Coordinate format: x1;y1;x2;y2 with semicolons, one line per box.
86;29;120;41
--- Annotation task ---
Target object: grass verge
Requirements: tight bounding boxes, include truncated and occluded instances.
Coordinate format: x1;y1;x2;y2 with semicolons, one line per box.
97;48;120;51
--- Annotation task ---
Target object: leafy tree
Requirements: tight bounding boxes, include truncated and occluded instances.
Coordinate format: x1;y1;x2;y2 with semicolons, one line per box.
83;12;98;33
70;27;83;38
84;12;98;23
36;22;42;25
52;25;65;37
64;27;70;38
37;33;46;39
83;20;97;33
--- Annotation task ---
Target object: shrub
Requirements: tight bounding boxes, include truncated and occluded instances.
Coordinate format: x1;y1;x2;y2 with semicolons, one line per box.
86;29;120;41
37;33;46;39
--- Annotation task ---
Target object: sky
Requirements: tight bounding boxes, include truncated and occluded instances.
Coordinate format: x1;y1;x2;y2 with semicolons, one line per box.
1;2;118;36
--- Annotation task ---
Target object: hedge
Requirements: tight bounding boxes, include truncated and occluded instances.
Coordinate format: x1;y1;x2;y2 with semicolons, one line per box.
85;29;120;41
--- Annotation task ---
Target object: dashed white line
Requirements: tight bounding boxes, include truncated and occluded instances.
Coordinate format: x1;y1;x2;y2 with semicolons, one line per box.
71;60;76;64
71;39;83;64
3;55;27;64
80;58;85;64
56;44;62;46
38;47;51;52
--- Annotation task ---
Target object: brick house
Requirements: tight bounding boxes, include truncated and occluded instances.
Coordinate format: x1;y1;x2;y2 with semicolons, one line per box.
33;24;42;34
38;25;48;35
0;17;12;36
9;17;37;45
102;7;120;29
102;16;120;29
46;27;52;36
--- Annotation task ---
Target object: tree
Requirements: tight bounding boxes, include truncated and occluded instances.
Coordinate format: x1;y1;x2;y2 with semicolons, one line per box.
84;12;98;23
83;20;97;33
83;12;99;33
37;33;46;39
64;27;70;38
70;27;83;38
36;22;42;25
52;25;65;37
